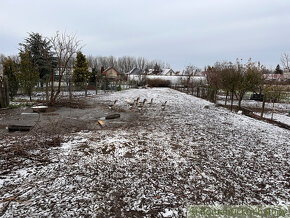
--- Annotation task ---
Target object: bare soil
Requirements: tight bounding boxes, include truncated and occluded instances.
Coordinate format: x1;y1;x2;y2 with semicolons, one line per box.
0;96;138;139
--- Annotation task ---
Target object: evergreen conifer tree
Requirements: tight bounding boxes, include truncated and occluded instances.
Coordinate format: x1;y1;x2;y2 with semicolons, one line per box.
18;52;39;101
274;64;283;74
73;52;90;96
19;32;55;87
2;57;19;99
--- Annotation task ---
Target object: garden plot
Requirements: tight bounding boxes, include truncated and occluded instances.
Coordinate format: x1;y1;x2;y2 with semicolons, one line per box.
0;88;289;217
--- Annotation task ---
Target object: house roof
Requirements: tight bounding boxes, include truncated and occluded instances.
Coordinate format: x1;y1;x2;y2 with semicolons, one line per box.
147;68;174;75
128;68;143;75
160;69;174;75
102;67;121;75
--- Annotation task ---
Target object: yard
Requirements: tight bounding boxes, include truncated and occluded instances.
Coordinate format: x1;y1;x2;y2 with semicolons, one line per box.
0;88;289;217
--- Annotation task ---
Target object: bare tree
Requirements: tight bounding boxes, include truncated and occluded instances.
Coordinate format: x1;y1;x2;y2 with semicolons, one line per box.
235;60;264;110
205;62;224;103
136;57;146;70
107;56;117;68
87;55;99;70
182;65;201;93
48;31;82;104
146;60;170;69
183;65;200;76
281;53;290;71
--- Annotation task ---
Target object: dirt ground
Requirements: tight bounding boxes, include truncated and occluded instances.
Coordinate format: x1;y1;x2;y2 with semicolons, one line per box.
0;88;289;217
0;96;138;139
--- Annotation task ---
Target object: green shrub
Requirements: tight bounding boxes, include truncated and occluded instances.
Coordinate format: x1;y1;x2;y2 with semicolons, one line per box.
146;78;171;87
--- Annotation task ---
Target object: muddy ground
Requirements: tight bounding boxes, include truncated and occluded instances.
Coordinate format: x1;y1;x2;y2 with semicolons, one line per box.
0;96;139;139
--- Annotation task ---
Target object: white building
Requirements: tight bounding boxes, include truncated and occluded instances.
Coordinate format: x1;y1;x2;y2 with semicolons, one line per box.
146;68;175;76
283;70;290;80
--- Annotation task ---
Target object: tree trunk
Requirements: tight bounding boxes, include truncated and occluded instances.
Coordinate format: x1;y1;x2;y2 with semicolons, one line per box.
225;91;228;106
54;74;63;102
69;79;72;101
230;91;234;111
238;97;242;110
261;94;266;118
271;100;274;120
46;77;49;103
234;92;239;100
238;91;244;110
50;68;55;105
213;90;217;103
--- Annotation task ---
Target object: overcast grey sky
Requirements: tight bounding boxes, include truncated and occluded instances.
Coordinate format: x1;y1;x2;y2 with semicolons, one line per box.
1;0;290;70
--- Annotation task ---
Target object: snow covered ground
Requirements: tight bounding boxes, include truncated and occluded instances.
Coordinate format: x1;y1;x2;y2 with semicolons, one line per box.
253;112;290;126
217;98;290;112
1;88;289;217
217;97;290;127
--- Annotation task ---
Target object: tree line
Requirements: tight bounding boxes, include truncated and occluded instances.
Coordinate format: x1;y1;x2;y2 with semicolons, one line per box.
0;32;170;104
204;59;286;117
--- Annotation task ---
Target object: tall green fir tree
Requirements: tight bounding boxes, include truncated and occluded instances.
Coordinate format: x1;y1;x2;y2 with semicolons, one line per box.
73;52;90;95
274;64;283;74
2;57;19;99
18;52;39;101
19;32;55;87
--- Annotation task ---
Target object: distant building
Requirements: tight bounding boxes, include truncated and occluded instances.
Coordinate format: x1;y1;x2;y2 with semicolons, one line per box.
160;69;175;76
263;74;285;81
102;67;127;81
283;70;290;80
146;68;175;76
127;68;143;75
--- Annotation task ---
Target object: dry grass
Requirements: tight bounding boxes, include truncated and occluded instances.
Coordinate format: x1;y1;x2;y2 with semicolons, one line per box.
0;119;71;173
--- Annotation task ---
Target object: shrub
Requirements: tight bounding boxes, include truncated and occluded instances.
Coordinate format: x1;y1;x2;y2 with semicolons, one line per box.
146;78;171;87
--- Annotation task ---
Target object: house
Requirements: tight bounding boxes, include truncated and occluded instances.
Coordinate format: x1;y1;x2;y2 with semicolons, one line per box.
160;69;175;76
127;68;143;75
146;68;175;76
263;74;285;82
146;69;156;75
102;67;126;81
